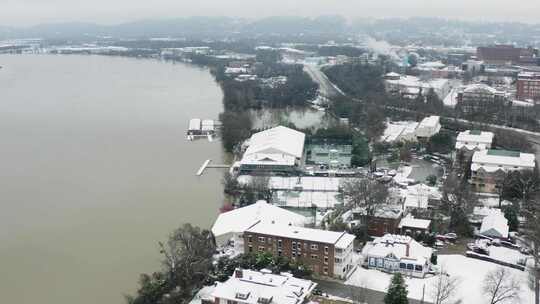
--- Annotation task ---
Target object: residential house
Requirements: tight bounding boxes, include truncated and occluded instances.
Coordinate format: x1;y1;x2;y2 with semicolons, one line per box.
211;268;316;304
363;234;434;278
243;222;355;279
347;205;403;237
479;209;510;239
398;214;431;235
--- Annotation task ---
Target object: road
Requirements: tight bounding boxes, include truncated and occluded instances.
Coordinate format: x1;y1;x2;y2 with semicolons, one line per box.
304;64;345;99
314;277;430;304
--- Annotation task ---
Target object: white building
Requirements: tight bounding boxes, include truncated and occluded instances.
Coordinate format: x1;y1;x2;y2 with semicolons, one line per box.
384;74;452;100
212;201;308;251
415;116;441;139
212;268;316;304
380;121;419;143
455;130;494;152
479;209;509;239
363;234;434;278
238;126;306;174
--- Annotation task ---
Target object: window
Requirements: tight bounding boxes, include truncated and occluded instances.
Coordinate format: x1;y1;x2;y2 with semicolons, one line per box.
248;245;253;253
292;252;296;258
335;257;342;264
292;242;297;250
278;250;282;257
369;258;376;267
407;264;414;270
415;265;423;272
399;263;406;269
311;254;318;260
324;246;329;254
377;258;383;268
324;257;329;265
268;238;272;244
247;235;253;243
323;267;328;274
258;246;265;252
311;244;318;250
277;240;282;248
258;237;265;243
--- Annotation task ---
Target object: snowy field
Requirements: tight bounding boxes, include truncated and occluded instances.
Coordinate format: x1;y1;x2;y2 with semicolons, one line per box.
346;255;533;304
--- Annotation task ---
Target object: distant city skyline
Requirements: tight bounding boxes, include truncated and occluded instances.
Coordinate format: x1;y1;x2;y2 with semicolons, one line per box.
1;0;540;27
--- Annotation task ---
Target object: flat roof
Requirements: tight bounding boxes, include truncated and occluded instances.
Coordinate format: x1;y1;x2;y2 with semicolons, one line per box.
245;221;354;247
472;149;536;170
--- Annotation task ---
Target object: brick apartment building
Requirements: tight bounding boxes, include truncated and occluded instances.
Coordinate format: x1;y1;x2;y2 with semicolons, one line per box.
243;221;355;279
517;72;540;102
477;45;537;65
471;149;536;193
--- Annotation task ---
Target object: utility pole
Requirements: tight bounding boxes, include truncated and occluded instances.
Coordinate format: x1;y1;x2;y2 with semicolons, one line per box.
420;283;425;304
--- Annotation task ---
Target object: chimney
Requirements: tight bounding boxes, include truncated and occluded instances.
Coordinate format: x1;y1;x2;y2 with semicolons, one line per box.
405;242;410;257
235;269;243;278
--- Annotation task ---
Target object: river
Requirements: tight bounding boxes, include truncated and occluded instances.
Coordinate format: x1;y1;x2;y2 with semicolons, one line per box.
0;55;226;304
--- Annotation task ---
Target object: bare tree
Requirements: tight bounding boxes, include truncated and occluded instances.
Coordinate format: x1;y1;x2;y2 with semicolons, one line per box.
429;271;460;304
482;267;521;304
341;178;389;238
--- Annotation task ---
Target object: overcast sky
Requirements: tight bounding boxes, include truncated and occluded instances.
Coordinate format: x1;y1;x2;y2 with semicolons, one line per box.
1;0;539;27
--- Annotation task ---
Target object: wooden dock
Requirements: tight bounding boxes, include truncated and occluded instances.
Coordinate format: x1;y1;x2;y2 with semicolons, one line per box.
196;159;231;176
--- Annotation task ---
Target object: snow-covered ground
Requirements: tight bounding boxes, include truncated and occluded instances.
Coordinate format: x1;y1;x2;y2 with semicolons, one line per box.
346;255;533;304
393;165;413;184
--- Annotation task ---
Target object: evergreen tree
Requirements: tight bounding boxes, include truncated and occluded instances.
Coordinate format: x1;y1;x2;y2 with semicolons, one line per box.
385;273;409;304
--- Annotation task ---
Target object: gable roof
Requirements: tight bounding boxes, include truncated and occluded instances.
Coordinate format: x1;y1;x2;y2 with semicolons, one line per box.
363;234;433;264
398;215;431;230
212;269;316;304
244;126;306;159
480;210;509;238
211;201;307;238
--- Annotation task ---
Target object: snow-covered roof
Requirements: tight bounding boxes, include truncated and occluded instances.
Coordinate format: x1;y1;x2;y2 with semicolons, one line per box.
189;118;201;131
455;130;494;151
385;72;401;78
363;234;433;265
212;269;316;304
353;205;403;219
380;121;418;142
462;83;501;95
480;210;509;238
245;221;355;247
211;201;307;238
240;153;296;167
472;149;536;172
417;61;446;69
418;116;440;129
244;126;305;159
398;215;431;230
201;120;215;131
385;75;449;91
